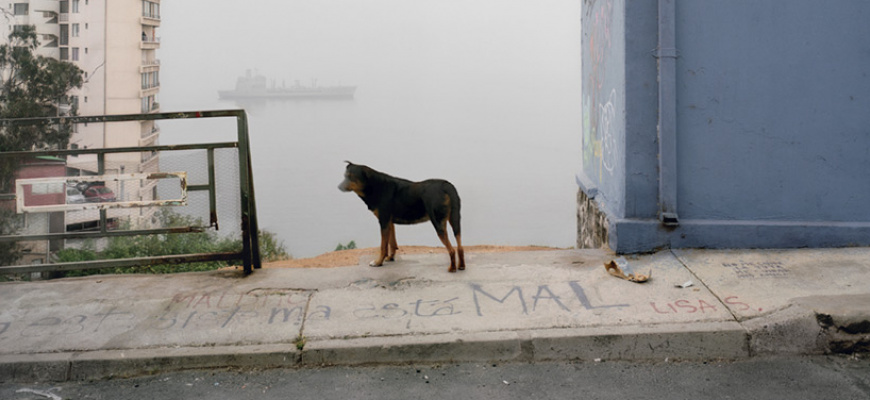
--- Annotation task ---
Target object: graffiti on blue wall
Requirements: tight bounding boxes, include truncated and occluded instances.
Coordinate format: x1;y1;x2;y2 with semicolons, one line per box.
582;0;618;184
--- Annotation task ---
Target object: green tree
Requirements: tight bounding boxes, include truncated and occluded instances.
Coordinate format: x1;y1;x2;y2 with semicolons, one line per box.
0;25;84;265
0;209;21;266
0;25;83;154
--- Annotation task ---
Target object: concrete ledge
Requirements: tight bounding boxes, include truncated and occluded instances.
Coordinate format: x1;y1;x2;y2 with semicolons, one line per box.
301;331;523;366
301;323;751;367
740;306;824;356
1;345;299;383
529;322;749;361
0;353;71;383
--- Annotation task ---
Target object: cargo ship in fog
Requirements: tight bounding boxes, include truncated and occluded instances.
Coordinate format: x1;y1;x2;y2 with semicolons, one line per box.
218;71;356;100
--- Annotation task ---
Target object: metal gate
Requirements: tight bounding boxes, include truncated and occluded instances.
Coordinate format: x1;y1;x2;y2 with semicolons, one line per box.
0;110;261;275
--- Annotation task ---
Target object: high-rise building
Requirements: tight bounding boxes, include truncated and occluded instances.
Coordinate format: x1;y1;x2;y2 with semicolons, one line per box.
3;0;162;231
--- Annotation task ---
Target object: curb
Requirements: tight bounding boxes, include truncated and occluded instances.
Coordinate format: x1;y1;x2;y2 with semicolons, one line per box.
2;322;751;382
1;345;299;382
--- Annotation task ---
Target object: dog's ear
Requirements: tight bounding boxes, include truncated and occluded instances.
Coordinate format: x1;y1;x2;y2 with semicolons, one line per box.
344;160;353;166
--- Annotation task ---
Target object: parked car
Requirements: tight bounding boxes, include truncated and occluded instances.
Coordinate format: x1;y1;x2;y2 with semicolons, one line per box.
83;185;116;202
66;186;86;204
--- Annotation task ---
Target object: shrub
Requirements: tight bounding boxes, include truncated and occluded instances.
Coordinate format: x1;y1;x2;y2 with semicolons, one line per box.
335;240;357;251
53;210;289;276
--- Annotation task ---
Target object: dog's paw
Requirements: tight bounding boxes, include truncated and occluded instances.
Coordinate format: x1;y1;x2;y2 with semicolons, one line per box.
369;260;383;267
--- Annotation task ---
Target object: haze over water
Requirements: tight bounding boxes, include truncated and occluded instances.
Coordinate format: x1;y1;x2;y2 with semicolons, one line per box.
158;1;582;258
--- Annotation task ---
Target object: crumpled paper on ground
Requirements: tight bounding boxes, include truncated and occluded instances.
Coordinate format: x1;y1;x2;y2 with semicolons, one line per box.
605;257;651;283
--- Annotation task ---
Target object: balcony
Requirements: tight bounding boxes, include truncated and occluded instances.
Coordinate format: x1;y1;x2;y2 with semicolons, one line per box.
139;124;160;146
140;59;160;74
142;1;161;25
140;101;160;114
140;71;160;97
139;152;159;172
32;0;59;13
140;86;160;98
140;36;160;49
141;15;160;27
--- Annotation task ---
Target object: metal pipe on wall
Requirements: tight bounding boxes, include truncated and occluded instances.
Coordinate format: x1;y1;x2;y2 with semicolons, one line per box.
657;0;679;226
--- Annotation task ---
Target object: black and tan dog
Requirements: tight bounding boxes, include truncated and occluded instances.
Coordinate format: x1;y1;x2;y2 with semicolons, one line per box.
338;161;465;272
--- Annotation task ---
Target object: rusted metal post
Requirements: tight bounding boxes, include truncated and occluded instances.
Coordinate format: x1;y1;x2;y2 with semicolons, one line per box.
207;148;218;229
234;111;260;274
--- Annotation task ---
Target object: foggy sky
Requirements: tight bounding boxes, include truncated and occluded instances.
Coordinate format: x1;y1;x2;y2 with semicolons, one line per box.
159;0;582;106
155;0;584;256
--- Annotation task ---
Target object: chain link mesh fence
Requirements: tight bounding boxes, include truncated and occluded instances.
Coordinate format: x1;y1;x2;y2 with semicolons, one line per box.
0;110;259;277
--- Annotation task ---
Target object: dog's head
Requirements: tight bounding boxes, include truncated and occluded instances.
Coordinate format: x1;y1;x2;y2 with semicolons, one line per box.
338;161;368;196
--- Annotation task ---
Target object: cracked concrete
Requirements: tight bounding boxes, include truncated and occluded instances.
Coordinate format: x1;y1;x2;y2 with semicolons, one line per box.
1;248;869;382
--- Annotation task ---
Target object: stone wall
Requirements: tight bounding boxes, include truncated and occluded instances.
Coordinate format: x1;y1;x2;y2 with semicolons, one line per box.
576;189;608;249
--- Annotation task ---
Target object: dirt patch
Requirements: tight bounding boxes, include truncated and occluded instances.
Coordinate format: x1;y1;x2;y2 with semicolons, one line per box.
263;245;560;269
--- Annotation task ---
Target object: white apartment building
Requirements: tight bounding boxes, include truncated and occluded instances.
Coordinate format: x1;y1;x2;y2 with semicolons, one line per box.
3;0;162;233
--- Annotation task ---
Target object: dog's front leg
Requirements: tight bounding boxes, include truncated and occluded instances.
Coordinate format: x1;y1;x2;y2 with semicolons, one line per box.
387;222;398;261
370;218;391;267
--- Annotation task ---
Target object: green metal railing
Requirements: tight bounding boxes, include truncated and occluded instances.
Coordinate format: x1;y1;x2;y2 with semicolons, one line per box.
0;110;261;275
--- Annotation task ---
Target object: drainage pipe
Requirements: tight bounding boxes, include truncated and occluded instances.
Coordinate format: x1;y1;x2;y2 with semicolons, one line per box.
656;0;679;226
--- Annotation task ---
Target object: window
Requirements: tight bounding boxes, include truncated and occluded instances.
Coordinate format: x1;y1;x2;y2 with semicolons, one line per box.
59;1;69;14
141;96;150;113
13;3;28;15
31;182;64;195
72;47;79;61
72;0;80;13
143;1;160;19
60;24;69;45
60;48;69;60
72;24;79;37
141;71;159;89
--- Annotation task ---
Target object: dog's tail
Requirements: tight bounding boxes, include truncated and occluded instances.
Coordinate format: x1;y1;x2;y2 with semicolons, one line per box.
445;182;461;237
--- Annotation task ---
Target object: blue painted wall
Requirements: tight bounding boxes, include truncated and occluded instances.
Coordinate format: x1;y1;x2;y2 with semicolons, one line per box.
579;0;870;252
580;0;627;219
676;1;870;222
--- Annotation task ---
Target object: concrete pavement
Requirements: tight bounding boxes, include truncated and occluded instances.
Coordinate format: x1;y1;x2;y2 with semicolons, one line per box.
1;248;868;382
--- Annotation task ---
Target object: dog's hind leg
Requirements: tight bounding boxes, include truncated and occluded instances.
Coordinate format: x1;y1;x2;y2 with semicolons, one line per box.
448;189;465;271
387;221;398;261
434;219;457;273
455;233;465;271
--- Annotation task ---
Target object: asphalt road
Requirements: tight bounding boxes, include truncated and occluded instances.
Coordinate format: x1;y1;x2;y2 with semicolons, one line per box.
3;355;868;400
